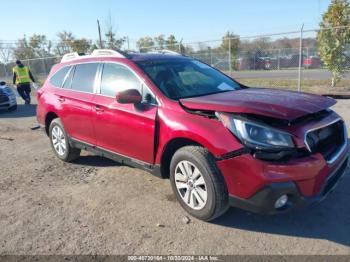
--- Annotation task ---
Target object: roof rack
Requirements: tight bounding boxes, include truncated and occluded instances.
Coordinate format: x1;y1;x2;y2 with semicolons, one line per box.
61;49;126;62
147;49;182;56
61;52;80;62
91;49;125;58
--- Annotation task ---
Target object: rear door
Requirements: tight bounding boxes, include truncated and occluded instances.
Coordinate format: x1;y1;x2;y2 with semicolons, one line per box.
54;63;99;145
92;62;158;164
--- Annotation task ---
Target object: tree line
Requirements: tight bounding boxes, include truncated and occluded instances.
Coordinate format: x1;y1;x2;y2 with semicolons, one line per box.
0;31;318;63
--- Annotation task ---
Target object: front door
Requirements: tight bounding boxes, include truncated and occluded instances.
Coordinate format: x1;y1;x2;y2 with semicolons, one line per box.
92;62;158;164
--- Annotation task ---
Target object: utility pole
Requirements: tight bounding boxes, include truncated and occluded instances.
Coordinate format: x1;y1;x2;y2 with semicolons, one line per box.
179;38;183;54
298;24;304;92
97;19;103;49
126;36;130;50
228;37;232;76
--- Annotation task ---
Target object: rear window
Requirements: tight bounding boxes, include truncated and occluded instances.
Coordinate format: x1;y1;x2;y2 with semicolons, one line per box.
49;66;71;87
71;63;99;93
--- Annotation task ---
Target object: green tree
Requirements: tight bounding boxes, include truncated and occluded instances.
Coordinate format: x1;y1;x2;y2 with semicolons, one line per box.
105;30;125;50
56;31;75;55
29;34;52;57
56;32;92;54
13;36;35;60
317;0;350;87
70;39;92;54
154;34;166;49
137;36;154;52
165;35;179;51
220;32;240;69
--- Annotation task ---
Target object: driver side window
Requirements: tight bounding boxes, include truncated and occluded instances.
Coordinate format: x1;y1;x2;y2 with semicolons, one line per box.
100;63;156;104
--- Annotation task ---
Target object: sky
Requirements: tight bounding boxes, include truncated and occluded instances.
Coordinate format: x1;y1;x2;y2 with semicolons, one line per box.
0;0;332;44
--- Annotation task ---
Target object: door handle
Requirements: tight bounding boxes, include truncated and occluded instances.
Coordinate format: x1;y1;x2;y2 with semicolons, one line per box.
95;105;104;112
58;97;65;102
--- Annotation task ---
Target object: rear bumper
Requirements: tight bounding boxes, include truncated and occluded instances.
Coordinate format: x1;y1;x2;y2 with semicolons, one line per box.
228;156;348;214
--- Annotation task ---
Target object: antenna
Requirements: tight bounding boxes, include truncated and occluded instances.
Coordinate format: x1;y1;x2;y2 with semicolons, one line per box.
97;19;103;49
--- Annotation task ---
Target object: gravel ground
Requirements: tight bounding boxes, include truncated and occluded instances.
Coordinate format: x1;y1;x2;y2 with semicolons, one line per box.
0;97;349;255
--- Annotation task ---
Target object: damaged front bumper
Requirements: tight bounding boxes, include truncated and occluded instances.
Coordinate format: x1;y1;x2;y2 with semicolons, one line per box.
228;156;348;214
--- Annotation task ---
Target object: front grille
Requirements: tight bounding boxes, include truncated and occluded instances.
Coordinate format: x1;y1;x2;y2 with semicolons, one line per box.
305;120;346;162
322;158;348;196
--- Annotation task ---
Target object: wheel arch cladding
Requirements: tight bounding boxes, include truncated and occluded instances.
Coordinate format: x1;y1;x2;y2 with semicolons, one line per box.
45;112;59;136
160;137;205;178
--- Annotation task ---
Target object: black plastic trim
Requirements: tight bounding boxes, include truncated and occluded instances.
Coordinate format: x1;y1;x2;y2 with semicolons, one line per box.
153;110;160;163
216;147;251;161
229;182;301;214
179;102;217;119
69;137;163;178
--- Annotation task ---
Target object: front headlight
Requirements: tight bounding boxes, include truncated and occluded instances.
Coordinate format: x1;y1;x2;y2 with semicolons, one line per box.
216;112;294;150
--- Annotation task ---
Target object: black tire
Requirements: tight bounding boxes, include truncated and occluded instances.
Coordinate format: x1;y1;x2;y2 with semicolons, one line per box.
49;118;80;162
8;105;17;111
170;146;229;221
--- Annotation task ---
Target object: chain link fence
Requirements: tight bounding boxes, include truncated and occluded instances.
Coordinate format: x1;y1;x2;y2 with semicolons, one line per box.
1;27;349;93
140;28;350;93
0;56;62;84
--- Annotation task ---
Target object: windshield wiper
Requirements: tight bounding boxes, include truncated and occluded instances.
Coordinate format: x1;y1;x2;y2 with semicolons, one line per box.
178;89;234;100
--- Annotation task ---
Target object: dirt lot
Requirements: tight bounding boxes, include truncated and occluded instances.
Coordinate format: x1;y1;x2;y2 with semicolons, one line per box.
0;97;349;255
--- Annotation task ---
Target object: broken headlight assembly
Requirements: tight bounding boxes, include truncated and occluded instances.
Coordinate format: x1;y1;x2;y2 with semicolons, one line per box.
216;112;294;149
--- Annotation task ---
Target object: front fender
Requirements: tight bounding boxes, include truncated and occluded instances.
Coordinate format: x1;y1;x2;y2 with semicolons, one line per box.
155;107;243;163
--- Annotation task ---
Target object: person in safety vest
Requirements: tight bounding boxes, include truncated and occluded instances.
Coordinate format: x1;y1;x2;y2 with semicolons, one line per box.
12;60;36;104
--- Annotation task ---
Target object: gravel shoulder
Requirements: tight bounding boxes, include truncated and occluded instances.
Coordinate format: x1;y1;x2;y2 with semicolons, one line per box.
0;98;349;255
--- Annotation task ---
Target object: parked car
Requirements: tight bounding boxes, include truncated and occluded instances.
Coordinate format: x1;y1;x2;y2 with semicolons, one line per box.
279;54;305;68
37;49;348;221
236;57;250;70
0;81;17;111
237;56;274;70
303;56;322;69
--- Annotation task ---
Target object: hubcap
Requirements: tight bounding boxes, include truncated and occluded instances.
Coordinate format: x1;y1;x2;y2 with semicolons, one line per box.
174;160;207;210
51;126;66;156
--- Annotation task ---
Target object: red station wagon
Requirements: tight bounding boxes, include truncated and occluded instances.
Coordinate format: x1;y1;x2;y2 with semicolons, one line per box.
37;49;349;221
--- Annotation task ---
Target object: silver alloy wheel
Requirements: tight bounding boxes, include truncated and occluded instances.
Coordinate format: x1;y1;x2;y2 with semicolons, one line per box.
51;125;67;156
174;160;208;210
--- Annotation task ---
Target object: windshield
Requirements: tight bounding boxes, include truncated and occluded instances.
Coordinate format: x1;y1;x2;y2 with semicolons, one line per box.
136;59;241;99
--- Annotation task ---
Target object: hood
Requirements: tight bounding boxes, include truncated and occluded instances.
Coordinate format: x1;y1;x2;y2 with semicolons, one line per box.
180;88;336;121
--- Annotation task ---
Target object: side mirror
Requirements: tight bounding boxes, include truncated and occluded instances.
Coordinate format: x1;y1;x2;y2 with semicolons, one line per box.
116;89;142;104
